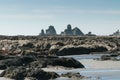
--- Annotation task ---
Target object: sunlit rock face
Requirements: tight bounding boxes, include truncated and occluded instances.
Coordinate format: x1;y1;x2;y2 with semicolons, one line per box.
46;25;57;36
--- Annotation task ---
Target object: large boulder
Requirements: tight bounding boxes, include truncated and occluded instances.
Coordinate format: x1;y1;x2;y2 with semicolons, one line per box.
26;68;59;80
0;67;27;80
57;45;108;56
29;56;85;68
45;57;85;68
0;66;59;80
0;56;35;69
57;45;90;56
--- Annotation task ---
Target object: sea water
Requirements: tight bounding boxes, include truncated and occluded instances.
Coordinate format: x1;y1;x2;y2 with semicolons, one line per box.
56;54;120;80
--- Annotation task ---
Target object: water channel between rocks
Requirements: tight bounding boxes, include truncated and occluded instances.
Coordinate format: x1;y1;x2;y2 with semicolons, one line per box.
54;54;120;80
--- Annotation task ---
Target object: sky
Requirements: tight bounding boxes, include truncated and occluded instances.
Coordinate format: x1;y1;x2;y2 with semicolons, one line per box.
0;0;120;35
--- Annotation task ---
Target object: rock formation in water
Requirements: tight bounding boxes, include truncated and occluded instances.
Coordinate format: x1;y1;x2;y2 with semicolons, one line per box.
61;24;84;36
46;25;57;36
64;24;73;36
39;24;96;36
39;29;45;36
111;30;120;36
72;27;84;36
85;32;96;36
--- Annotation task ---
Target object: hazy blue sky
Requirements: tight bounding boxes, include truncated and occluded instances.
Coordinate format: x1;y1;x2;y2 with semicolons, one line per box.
0;0;120;35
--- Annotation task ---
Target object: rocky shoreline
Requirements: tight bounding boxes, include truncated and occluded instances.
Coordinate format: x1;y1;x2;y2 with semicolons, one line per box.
0;36;119;55
0;36;119;80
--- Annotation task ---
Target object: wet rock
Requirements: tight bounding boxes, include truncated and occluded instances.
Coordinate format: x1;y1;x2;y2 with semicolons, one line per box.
98;52;120;61
0;66;59;80
61;72;84;79
57;45;90;56
100;55;111;60
25;77;37;80
0;66;26;80
29;56;84;68
0;54;10;60
46;57;85;68
26;68;59;80
0;56;35;69
0;65;7;70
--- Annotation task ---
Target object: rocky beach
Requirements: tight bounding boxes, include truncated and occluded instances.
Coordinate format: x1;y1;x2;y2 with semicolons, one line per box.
0;36;119;80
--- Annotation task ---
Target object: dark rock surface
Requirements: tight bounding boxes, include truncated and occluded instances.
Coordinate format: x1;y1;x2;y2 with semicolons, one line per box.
45;57;85;68
96;51;120;61
61;72;84;79
0;54;85;70
0;66;59;80
29;56;85;68
0;54;84;80
0;56;35;69
56;45;108;56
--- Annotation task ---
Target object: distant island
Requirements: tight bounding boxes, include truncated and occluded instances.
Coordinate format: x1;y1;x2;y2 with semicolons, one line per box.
39;24;96;36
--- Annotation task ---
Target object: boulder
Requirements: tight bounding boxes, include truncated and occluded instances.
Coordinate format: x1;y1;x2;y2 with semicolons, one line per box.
30;56;85;68
46;57;85;68
61;72;84;79
0;66;59;80
26;68;59;80
57;45;108;56
0;66;26;80
57;45;90;56
0;56;35;69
